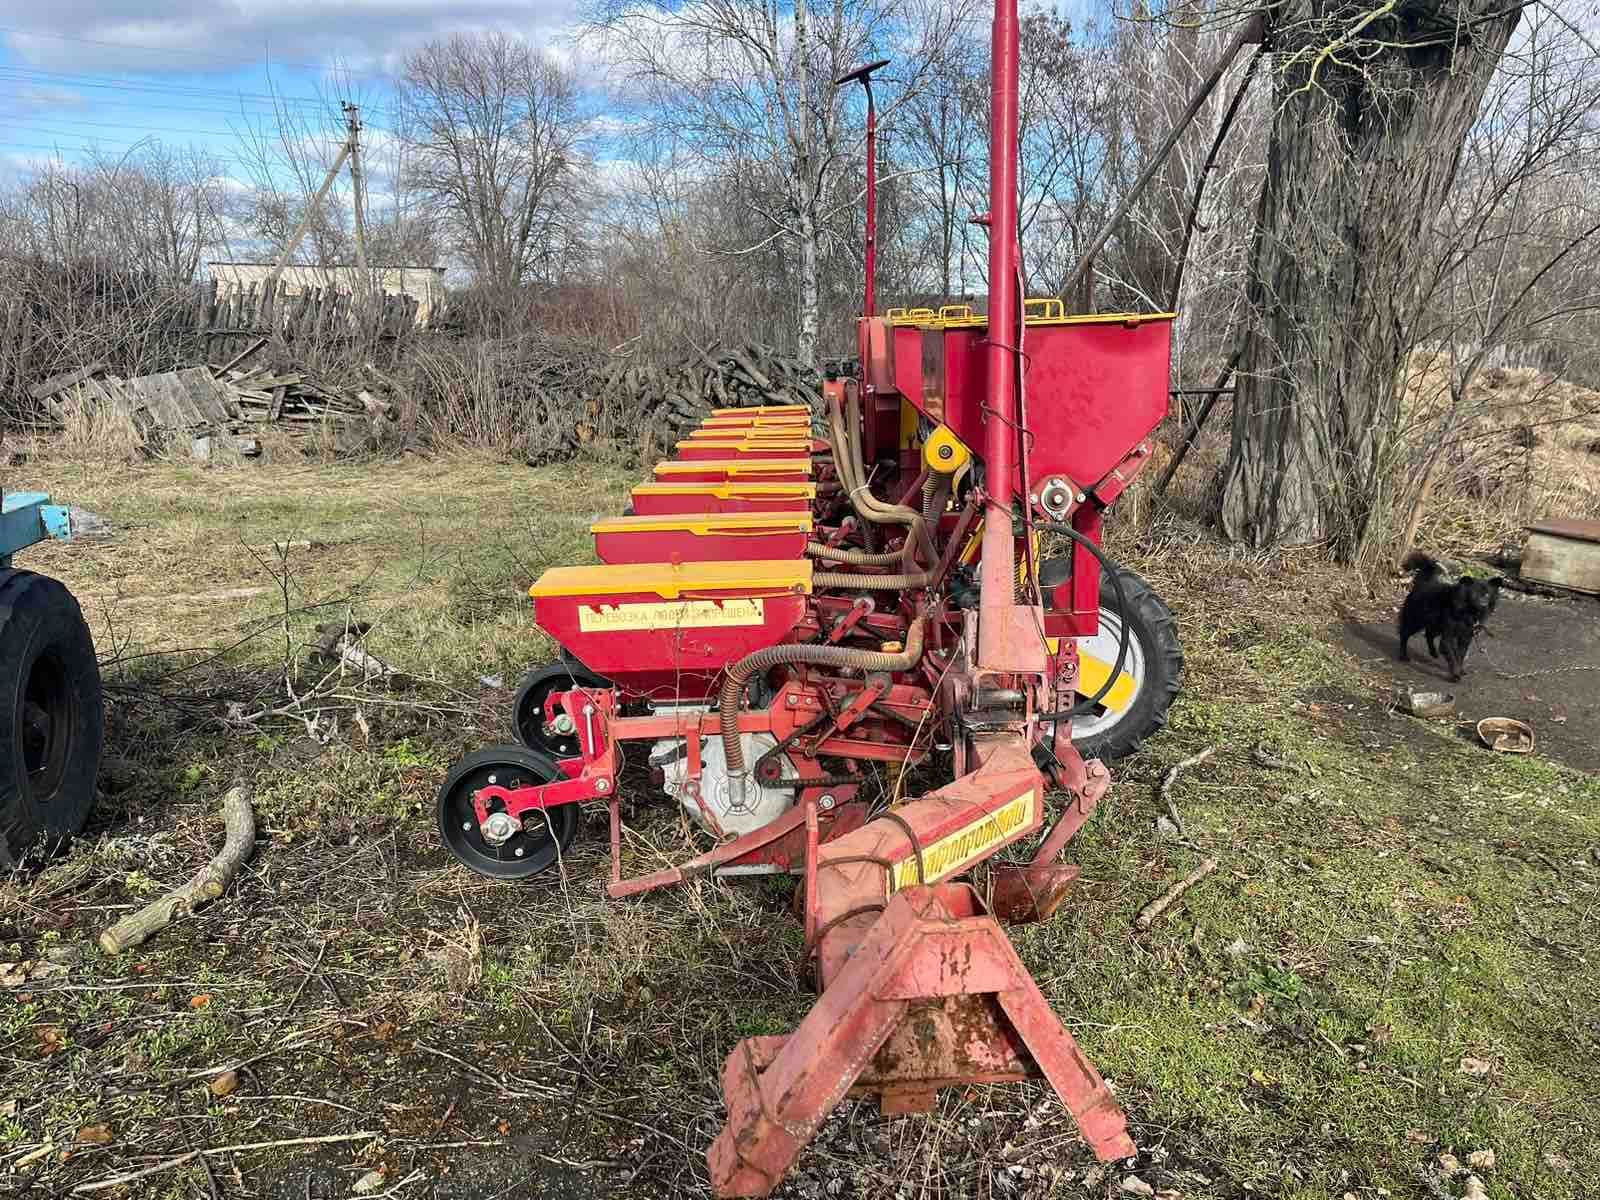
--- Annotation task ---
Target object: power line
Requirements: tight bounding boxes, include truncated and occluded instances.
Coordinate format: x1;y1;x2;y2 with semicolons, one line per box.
0;65;381;111
0;24;350;75
0;138;253;166
0;116;263;140
0;112;393;137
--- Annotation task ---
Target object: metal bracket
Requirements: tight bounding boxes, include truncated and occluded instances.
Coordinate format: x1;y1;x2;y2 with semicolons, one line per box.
0;491;72;566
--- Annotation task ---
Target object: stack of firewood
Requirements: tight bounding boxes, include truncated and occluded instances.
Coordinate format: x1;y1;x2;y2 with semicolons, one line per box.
224;367;394;430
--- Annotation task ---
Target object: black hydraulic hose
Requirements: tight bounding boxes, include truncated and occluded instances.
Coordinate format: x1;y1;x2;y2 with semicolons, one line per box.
1033;520;1132;723
719;617;928;774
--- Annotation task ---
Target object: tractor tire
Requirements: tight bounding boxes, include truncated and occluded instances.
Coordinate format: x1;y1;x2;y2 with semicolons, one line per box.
1052;563;1182;763
0;570;103;868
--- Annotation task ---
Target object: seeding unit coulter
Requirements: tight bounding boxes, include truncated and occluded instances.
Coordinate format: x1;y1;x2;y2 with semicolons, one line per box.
437;3;1182;1193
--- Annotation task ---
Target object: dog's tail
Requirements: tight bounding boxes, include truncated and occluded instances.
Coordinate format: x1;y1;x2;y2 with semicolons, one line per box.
1402;550;1442;578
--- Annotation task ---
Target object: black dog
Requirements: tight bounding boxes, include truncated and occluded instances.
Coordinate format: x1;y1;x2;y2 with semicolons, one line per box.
1397;552;1502;681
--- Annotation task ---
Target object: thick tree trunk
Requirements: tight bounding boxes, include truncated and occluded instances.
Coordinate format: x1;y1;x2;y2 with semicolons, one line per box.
1218;0;1519;561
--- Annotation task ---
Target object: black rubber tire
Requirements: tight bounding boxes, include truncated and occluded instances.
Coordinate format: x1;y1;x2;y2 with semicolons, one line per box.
0;570;103;867
437;745;579;880
512;662;610;755
1048;562;1182;762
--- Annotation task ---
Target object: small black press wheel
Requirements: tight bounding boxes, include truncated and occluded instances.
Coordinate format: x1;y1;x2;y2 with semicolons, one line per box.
437;745;578;880
512;662;609;757
0;570;104;867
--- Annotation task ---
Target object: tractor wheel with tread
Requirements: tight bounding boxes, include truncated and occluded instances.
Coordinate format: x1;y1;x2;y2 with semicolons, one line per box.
437;745;578;880
1051;562;1182;763
0;570;103;868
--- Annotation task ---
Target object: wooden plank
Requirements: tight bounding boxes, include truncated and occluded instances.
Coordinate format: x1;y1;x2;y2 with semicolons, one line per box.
134;374;188;428
164;372;205;425
1526;518;1600;546
215;336;267;375
94;379;137;418
178;367;231;424
1523;527;1600;594
268;385;287;422
30;361;109;401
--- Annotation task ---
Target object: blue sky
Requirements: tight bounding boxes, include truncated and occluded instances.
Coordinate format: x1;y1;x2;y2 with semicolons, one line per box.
0;2;585;178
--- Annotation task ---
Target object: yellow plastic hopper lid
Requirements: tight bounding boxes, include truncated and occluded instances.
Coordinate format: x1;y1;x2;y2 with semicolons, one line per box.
591;512;812;535
674;439;812;454
710;405;809;416
688;425;810;438
655;459;812;478
632;482;817;498
702;415;811;427
529;559;813;599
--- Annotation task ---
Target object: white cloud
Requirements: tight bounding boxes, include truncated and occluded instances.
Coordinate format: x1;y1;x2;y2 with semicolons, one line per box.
1;2;587;75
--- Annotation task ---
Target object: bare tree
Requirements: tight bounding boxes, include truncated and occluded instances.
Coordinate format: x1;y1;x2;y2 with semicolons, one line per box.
590;0;973;369
398;33;586;296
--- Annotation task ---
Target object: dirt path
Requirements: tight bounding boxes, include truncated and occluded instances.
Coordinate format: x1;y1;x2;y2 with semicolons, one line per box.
1335;589;1600;772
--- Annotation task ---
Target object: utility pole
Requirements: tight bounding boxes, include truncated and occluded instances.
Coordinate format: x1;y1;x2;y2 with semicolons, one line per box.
343;102;371;301
262;136;352;294
262;103;371;298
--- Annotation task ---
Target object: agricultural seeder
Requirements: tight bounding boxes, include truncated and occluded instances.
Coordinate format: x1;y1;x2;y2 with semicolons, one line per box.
438;1;1186;1193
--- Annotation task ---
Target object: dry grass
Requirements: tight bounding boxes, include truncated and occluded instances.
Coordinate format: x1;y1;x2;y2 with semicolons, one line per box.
0;452;1595;1200
1400;351;1600;556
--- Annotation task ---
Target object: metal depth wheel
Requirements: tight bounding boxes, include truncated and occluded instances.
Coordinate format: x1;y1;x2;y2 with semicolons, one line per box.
436;745;578;880
511;662;609;757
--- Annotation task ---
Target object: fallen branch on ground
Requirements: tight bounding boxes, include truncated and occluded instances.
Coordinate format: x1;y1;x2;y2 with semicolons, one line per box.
1135;857;1219;931
1157;744;1218;838
99;785;255;955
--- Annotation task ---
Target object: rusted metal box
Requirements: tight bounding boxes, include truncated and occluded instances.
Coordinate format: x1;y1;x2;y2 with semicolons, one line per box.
1522;518;1600;594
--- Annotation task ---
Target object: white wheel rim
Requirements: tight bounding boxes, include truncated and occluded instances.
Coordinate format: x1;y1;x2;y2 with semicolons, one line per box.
1072;606;1147;742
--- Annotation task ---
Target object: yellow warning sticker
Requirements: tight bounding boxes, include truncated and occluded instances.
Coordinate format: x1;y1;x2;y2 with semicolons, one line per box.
577;597;765;632
886;789;1036;894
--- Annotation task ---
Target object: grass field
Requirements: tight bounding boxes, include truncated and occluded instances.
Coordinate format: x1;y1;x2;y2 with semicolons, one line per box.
1;452;1596;1200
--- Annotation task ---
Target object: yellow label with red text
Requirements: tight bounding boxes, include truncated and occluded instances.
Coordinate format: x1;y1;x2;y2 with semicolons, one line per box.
886;789;1036;894
577;598;765;632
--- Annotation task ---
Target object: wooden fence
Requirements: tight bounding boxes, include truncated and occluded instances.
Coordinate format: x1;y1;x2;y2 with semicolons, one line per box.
1;278;430;414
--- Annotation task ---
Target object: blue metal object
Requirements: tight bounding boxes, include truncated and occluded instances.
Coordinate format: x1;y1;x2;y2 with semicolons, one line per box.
0;491;74;567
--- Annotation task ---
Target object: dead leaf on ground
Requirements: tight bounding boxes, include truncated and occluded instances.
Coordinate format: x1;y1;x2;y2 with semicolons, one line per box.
374;1021;397;1042
189;994;212;1009
208;1070;239;1098
76;1124;114;1145
1458;1055;1494;1076
352;1167;388;1194
1467;1149;1495;1170
35;1027;66;1055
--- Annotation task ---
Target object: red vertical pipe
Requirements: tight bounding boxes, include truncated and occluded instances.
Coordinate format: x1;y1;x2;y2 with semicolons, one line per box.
863;96;878;318
977;0;1022;668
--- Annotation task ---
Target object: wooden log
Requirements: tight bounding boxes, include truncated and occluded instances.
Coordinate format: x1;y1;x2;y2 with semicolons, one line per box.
98;785;255;954
1134;857;1218;931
